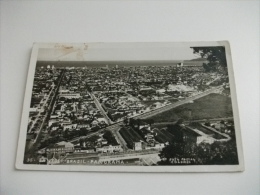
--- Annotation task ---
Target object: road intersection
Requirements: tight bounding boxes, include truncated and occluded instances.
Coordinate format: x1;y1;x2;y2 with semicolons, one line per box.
69;86;224;150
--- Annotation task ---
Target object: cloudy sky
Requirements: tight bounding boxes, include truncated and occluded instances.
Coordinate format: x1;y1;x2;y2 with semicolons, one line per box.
37;43;198;61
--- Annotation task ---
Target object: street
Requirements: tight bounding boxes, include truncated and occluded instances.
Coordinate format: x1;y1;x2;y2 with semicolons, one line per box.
27;86;54;134
68;86;224;149
27;71;65;150
89;92;113;125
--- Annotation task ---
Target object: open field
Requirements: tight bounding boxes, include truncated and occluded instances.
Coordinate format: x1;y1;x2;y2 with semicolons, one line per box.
147;94;233;123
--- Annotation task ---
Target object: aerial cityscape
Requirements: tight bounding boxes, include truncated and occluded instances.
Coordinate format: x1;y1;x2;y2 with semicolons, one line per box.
23;45;239;166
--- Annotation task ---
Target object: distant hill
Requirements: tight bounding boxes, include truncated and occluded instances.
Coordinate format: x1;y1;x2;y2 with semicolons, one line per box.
182;58;208;66
189;58;208;62
36;59;207;68
36;60;183;68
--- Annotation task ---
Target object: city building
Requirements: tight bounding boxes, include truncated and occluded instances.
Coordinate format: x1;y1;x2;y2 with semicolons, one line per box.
46;141;74;153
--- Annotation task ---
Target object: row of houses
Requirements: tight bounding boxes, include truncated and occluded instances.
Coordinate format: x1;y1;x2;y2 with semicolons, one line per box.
42;140;123;158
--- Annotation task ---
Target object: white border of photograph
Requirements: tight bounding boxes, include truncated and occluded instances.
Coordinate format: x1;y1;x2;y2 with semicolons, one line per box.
15;41;244;172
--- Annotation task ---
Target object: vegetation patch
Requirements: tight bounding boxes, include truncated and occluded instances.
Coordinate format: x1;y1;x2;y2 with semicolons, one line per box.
148;94;233;122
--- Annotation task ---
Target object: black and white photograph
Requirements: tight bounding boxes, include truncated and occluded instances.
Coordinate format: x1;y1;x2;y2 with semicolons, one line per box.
15;42;244;172
2;1;259;194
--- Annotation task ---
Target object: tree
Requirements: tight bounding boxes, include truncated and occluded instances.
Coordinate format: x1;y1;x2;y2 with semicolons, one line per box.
107;112;114;121
79;128;88;136
146;119;155;126
176;119;184;125
59;97;66;101
136;119;142;129
79;138;84;146
158;142;185;165
196;142;212;164
103;130;118;145
167;124;184;143
123;117;128;126
63;129;69;139
129;118;136;127
191;46;227;72
208;141;238;165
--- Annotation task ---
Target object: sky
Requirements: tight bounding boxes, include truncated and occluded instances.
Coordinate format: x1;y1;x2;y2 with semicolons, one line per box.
37;43;198;61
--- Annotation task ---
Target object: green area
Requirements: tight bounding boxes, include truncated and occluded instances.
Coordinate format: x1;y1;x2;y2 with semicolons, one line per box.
148;94;233;122
158;139;239;165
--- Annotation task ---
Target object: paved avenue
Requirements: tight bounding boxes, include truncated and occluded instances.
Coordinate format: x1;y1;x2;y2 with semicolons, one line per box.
70;86;223;149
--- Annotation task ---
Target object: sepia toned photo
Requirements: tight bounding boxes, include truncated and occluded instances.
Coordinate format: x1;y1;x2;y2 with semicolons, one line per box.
16;42;244;172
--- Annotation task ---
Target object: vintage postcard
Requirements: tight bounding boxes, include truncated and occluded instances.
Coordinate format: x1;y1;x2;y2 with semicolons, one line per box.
16;42;244;172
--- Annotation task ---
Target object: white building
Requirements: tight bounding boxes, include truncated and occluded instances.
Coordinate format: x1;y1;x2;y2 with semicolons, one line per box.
46;141;74;153
29;107;38;112
197;135;215;144
96;145;123;153
133;141;144;151
63;123;77;131
145;143;165;150
59;93;81;99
